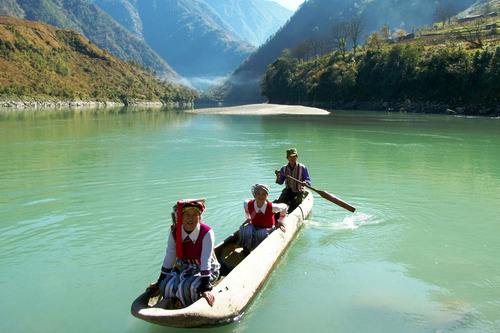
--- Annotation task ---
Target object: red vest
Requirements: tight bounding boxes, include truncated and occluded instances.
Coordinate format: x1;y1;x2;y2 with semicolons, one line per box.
248;200;275;228
178;223;211;262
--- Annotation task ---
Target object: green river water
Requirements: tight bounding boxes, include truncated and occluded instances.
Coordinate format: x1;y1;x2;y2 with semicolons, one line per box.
1;107;499;333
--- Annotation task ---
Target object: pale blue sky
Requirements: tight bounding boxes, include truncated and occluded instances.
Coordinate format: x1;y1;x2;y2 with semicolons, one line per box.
271;0;305;11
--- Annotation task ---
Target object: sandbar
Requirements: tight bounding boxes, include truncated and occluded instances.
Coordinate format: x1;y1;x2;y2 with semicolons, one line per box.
189;104;330;115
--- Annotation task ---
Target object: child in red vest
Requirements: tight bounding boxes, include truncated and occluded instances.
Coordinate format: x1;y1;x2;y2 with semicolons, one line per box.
149;199;220;307
239;184;288;252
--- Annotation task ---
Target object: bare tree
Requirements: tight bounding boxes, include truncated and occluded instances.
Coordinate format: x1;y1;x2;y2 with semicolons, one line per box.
433;0;458;26
291;38;330;61
347;15;363;56
380;24;391;41
309;38;331;57
291;40;313;61
453;17;487;48
331;21;350;58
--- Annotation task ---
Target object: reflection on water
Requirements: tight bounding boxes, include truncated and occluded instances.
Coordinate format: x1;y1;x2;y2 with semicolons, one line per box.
1;108;500;333
0;105;194;121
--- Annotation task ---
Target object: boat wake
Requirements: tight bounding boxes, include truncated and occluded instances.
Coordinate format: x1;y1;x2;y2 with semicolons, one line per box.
305;212;374;230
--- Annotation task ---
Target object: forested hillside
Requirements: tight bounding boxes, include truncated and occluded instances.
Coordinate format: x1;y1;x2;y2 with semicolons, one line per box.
261;13;500;115
217;0;476;103
0;0;179;80
0;16;196;104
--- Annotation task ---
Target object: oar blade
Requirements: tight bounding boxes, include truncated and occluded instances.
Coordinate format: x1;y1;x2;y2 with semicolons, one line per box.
317;190;356;212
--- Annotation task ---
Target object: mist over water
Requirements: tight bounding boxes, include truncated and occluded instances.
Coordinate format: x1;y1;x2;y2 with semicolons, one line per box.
1;108;499;333
187;75;228;91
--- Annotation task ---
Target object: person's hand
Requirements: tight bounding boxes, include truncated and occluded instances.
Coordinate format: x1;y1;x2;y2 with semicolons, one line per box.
274;170;280;177
147;281;160;296
276;221;286;232
201;291;215;306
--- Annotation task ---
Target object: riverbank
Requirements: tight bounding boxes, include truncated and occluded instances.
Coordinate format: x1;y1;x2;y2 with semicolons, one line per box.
0;100;193;109
310;100;500;117
188;103;330;115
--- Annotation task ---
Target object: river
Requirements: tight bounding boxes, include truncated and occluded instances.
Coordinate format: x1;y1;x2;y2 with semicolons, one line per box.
1;107;499;333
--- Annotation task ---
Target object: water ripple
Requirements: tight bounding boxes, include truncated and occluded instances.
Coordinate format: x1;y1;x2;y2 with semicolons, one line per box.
22;198;58;206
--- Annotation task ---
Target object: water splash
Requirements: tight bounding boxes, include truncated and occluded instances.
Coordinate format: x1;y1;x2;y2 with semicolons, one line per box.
305;212;373;231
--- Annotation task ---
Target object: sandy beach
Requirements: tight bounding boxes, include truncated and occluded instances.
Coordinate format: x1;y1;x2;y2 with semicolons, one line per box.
188;104;330;115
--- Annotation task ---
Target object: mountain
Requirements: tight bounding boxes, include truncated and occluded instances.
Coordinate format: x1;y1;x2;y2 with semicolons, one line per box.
93;0;292;47
0;0;180;80
0;0;23;16
0;16;196;103
203;0;293;46
219;0;477;104
92;0;256;89
458;0;500;16
90;0;143;37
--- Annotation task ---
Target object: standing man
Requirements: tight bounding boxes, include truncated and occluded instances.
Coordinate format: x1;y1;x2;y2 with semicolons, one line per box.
275;148;311;212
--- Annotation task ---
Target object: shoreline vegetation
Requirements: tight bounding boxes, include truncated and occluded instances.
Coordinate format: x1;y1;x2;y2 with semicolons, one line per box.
0;99;192;109
0;17;197;108
261;13;500;117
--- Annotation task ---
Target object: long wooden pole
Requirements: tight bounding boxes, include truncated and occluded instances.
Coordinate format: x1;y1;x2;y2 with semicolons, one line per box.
286;175;356;212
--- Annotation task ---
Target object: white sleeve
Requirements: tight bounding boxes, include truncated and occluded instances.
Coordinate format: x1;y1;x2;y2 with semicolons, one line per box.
271;202;288;223
161;232;177;270
243;200;251;220
200;229;215;273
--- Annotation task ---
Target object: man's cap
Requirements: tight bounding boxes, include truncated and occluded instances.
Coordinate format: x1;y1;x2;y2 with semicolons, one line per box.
286;148;298;158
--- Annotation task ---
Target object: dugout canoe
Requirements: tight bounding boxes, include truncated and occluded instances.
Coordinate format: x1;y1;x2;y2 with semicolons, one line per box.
130;191;313;327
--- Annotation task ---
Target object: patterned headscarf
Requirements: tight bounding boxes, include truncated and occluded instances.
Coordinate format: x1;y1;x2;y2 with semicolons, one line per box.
251;184;269;196
173;199;205;258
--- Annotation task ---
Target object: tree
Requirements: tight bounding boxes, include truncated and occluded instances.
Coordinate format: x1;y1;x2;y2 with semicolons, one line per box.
453;18;487;48
347;15;363;56
291;40;313;61
366;32;382;50
291;38;330;61
309;38;331;58
331;21;350;58
261;56;297;103
380;24;391;41
433;0;458;26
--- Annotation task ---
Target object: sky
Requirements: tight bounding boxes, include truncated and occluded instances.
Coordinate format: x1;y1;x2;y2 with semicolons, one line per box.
271;0;306;11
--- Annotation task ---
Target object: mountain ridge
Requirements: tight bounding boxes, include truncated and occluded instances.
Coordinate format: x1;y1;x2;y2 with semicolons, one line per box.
91;0;292;89
203;0;293;46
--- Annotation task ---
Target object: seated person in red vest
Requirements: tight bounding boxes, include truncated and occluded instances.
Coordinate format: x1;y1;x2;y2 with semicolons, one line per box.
239;184;288;252
149;199;220;307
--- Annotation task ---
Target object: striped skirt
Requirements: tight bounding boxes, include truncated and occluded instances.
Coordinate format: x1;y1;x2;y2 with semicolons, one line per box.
239;223;274;251
159;259;220;307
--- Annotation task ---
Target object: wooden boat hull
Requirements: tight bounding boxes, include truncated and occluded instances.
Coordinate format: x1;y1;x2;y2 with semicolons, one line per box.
131;191;313;327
